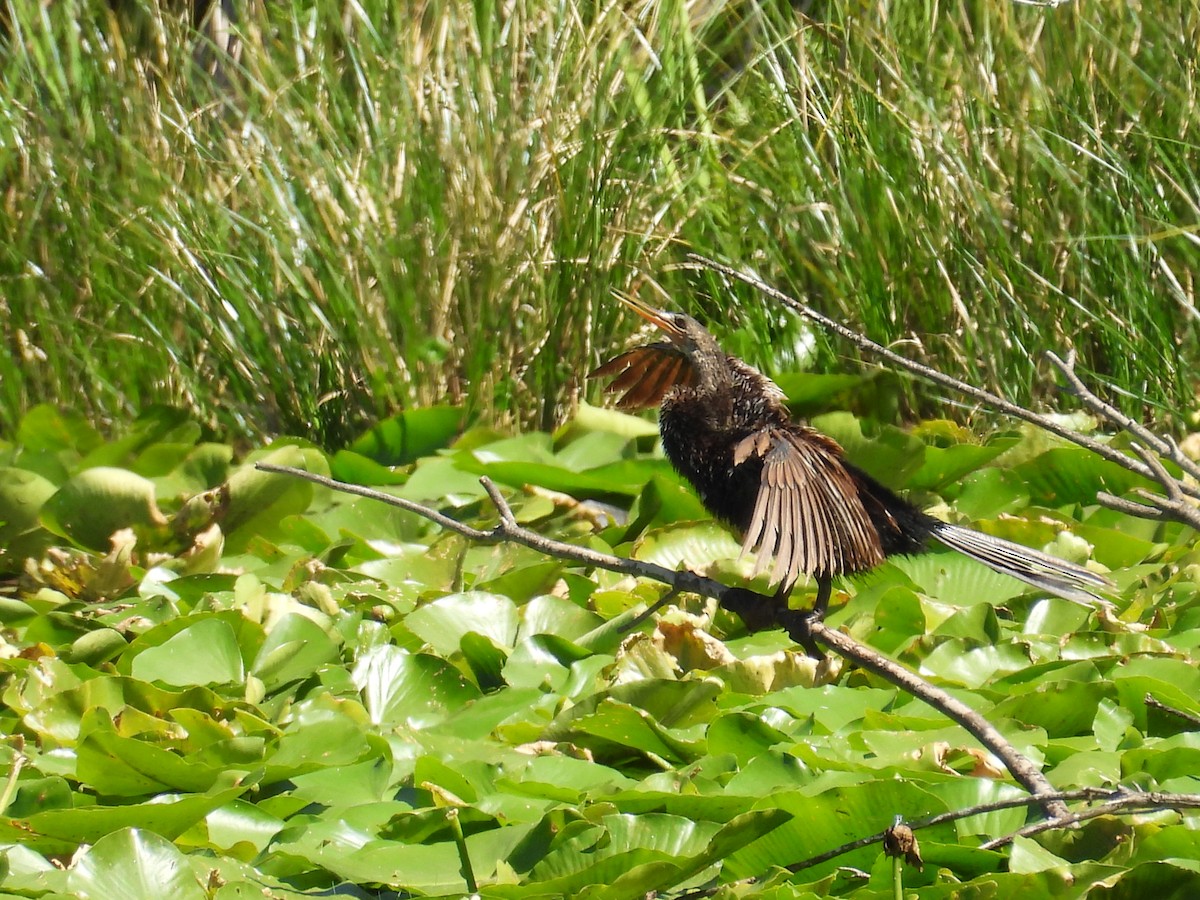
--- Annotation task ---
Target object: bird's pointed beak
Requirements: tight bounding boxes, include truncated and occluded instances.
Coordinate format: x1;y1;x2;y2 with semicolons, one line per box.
617;294;685;341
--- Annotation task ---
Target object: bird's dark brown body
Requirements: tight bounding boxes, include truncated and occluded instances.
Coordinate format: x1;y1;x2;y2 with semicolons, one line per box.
656;354;931;568
591;299;1110;621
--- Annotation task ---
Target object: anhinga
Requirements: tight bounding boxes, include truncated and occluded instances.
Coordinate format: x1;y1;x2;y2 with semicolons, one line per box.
590;297;1110;634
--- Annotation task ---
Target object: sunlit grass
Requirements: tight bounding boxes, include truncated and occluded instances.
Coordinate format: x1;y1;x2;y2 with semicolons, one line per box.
2;0;1197;445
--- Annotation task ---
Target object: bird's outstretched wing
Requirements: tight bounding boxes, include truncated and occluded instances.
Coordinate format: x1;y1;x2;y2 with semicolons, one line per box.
589;344;697;410
734;427;885;589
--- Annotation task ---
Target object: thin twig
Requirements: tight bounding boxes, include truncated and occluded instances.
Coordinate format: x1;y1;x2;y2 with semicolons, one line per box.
686;254;1200;515
1097;443;1200;530
1047;352;1171;459
1144;693;1200;729
1046;352;1200;486
256;462;1067;817
1043;354;1200;524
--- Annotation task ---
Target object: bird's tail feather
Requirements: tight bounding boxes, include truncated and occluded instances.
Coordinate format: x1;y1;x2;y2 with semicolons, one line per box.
929;522;1114;609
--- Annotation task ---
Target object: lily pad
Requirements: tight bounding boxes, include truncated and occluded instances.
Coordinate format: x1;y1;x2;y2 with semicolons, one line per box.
40;466;167;550
68;827;207;900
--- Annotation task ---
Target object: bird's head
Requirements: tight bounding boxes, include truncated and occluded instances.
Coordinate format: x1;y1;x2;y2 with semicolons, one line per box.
619;296;724;360
617;294;731;394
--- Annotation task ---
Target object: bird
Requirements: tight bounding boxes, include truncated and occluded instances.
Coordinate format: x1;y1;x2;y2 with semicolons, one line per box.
589;296;1112;631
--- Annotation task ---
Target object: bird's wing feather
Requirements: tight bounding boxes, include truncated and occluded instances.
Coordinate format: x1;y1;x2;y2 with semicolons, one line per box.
588;344;697;410
736;427;885;590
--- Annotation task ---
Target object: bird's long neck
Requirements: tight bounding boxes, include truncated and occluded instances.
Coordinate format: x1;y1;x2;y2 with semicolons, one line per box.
697;357;736;396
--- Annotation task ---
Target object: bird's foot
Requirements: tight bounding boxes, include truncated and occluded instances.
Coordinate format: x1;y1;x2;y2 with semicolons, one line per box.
721;585;826;660
776;608;825;660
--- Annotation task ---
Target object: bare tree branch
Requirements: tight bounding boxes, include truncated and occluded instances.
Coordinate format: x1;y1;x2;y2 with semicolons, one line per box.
978;788;1200;849
807;623;1066;816
256;461;1067;817
685;254;1200;527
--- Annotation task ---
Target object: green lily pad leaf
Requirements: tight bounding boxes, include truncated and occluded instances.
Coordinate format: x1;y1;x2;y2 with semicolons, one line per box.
426;686;547;741
264;700;381;780
250;612;342;692
470;431;558;464
219;445;319;549
76;709;262;796
1092;860;1200;895
811;412;925;487
566;401;660;440
930;601;1000;642
5;776;74;818
161;441;233;491
1112;658;1200;731
766;684;896;734
326;820;535;892
501;634;589;691
329;448;410;486
16;405;101;471
891;549;1029;605
991;680;1108;738
1009;835;1073;873
907;442;1007;492
868;585;926;653
203;799;286;853
724;783;949;879
131;617;245;687
0;785;245;856
1073;520;1157;569
707;712;790;765
349;541;462;599
68;827;206;900
606;678;721;728
459;631;509;690
0;466;57;540
396;455;490;503
1120;742;1200;785
511;808;789;899
40;466;167;550
1014;447;1155;507
919;638;1033;688
633;521;743;574
350;405;466;466
953;467;1032;519
461;458;648;499
63;627;130;666
514;754;636;797
405;592;520;656
519;593;605;642
525;813;718;886
1093;697;1135;752
775;372;869;411
541;697;702;764
0;595;37;623
554;430;638;471
20;672;235;745
622;474;709;539
352;645;481;728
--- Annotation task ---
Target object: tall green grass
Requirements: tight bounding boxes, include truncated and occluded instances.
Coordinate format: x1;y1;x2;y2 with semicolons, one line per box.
2;0;1197;445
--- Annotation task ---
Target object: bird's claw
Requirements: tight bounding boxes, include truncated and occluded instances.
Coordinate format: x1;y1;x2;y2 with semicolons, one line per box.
719;585;826;659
